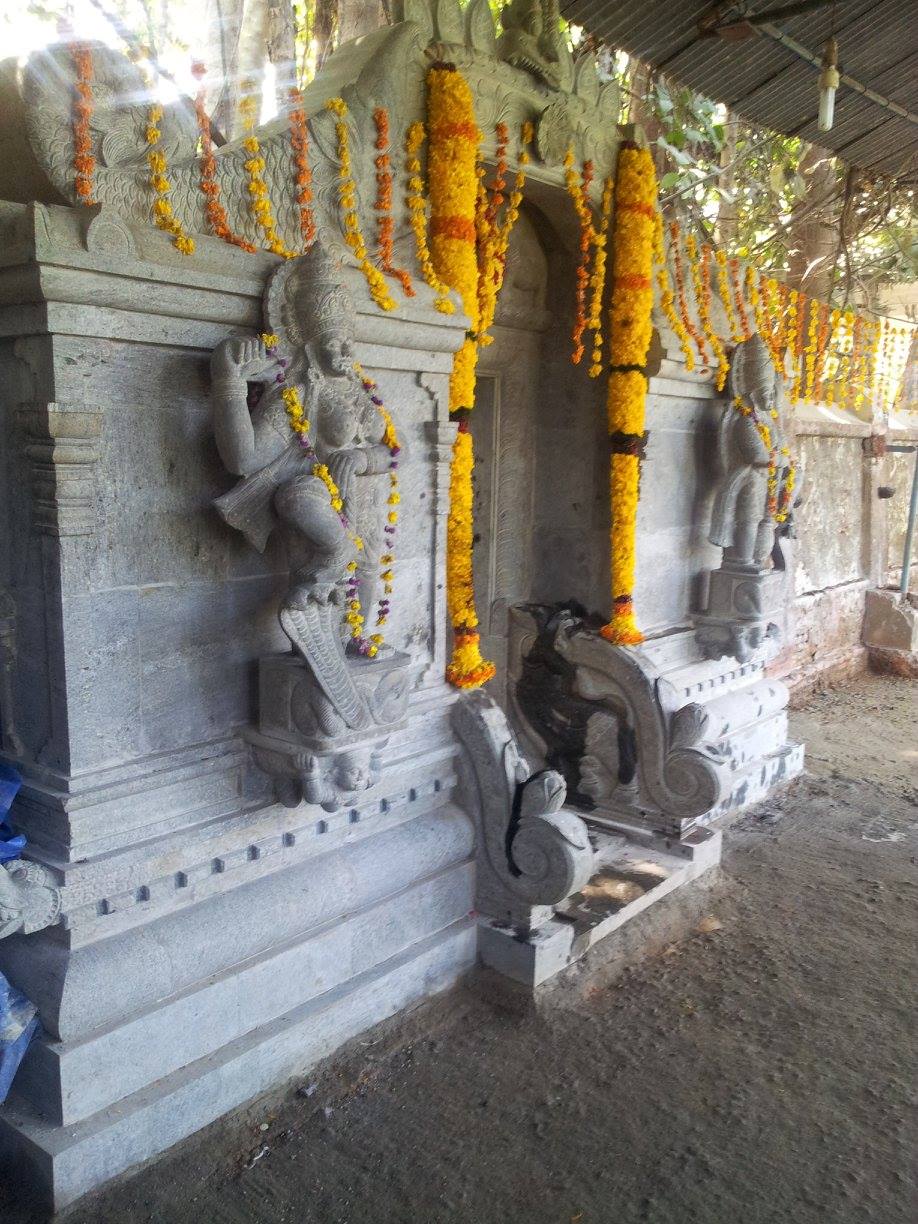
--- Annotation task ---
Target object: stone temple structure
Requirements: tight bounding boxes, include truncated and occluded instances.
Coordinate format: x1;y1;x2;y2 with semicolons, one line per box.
0;0;805;1207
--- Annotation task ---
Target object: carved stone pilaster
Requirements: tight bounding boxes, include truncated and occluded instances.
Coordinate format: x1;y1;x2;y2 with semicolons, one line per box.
421;408;459;687
0;593;24;759
19;402;103;537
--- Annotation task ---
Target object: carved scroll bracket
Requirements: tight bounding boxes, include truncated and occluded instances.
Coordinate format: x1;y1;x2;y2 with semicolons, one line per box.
0;859;62;940
452;690;594;931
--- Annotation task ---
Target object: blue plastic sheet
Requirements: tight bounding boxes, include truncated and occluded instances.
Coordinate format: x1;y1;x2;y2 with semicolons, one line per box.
0;971;38;1105
0;763;24;864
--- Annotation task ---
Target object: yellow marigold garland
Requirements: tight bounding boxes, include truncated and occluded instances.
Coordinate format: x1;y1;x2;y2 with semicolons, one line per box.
587;175;614;377
564;148;595;365
404;122;455;314
692;240;728;389
145;103;195;255
427;62;494;689
240;85;296;258
476;121;533;348
326;97;397;310
601;141;658;647
715;248;742;342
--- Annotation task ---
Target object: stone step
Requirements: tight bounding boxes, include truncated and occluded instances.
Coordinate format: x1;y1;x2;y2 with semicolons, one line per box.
0;920;476;1212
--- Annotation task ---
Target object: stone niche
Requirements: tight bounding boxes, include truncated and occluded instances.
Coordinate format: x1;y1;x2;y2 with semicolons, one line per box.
0;0;802;1209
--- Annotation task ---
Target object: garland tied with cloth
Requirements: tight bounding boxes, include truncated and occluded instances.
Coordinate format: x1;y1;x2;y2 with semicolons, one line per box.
600;140;658;647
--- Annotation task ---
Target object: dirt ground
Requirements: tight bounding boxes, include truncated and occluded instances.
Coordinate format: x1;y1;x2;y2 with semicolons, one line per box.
3;672;916;1224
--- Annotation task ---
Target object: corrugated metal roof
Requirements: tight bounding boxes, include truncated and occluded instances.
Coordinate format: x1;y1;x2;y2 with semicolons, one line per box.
561;0;918;180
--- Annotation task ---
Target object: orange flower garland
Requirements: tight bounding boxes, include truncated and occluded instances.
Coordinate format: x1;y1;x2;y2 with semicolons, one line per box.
70;44;96;204
564;149;595;364
652;211;694;372
689;239;728;389
475;123;510;348
288;87;317;248
191;63;256;252
715;248;742;342
730;257;752;339
373;107;414;297
427;62;493;690
145;103;195;255
326;96;397;310
671;222;708;367
812;302;831;401
240;85;296;258
476;122;533;348
601;141;658;647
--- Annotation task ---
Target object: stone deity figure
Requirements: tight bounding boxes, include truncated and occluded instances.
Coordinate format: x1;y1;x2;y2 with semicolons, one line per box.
709;333;796;570
696;333;799;663
211;241;394;729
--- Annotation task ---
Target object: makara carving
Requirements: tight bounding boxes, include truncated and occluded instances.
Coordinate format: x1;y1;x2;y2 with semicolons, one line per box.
452;691;594;930
212;240;410;808
0;859;61;940
509;605;729;838
696;334;799;663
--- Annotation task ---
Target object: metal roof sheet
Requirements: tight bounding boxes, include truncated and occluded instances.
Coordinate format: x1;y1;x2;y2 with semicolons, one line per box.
561;0;918;179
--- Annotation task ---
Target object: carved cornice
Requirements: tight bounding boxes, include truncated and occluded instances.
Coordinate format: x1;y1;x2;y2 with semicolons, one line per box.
18;401;103;537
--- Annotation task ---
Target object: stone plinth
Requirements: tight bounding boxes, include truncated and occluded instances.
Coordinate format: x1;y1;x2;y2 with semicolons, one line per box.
862;588;918;677
0;203;473;1210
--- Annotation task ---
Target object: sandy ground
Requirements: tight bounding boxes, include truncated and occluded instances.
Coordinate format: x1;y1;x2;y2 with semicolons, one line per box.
2;671;916;1224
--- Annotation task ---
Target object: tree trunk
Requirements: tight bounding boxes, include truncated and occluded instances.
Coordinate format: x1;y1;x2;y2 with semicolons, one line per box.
716;115;738;247
787;143;839;299
314;0;339;68
337;0;388;44
265;2;298;105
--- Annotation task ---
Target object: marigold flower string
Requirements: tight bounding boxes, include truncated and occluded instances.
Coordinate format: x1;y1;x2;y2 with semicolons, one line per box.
404;122;455;315
356;365;402;646
733;393;795;523
476;121;533;348
70;44;96;204
145;102;195;255
729;257;752;339
325;96;397;310
373;106;414;297
689;239;727;389
715;248;742;342
652;211;694;372
288;86;317;248
191;63;257;252
587;174;614;377
564;148;595;364
240;84;296;258
671;222;708;367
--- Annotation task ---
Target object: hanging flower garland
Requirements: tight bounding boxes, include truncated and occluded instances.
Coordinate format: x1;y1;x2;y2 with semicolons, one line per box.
688;239;727;389
671;222;708;367
427;62;494;689
476;122;533;349
145;103;196;255
70;44;96;204
191;63;257;252
803;297;820;402
587;174;614;378
732;393;796;523
288;86;317;248
240;85;296;258
786;289;801;398
652;211;694;372
325;97;397;310
356;366;402;645
729;257;752;340
373;107;414;298
600;140;658;647
475;123;510;348
404;122;455;315
714;248;742;342
564;149;595;365
812;302;831;401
